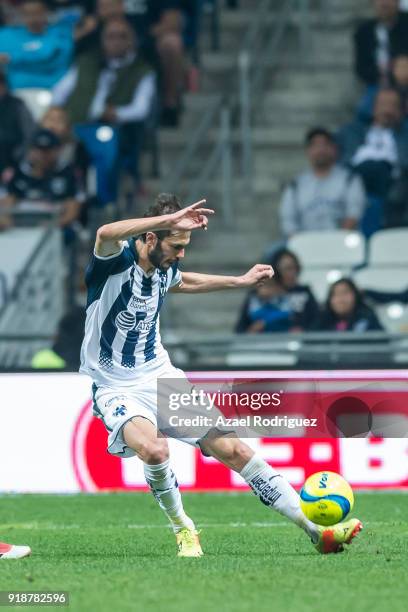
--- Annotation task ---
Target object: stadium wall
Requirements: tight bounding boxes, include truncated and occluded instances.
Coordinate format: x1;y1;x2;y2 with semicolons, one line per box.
0;373;407;493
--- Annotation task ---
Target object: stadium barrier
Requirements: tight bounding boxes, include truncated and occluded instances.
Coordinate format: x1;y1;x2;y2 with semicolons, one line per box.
0;226;64;368
0;371;407;493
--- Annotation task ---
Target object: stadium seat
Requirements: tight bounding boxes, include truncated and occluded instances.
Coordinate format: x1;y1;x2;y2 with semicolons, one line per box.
368;228;408;266
353;267;408;292
353;266;408;332
13;88;52;121
300;267;350;303
288;231;366;268
375;303;408;334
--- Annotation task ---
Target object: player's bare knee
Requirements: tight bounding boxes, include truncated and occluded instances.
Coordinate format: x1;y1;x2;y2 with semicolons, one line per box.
204;436;253;470
141;440;169;464
226;440;253;469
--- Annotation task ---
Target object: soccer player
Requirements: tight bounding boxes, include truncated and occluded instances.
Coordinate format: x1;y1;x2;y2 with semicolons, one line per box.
80;193;363;557
0;541;31;559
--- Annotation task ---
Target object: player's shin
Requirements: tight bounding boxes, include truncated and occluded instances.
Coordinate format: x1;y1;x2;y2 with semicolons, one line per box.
240;455;319;543
143;460;195;533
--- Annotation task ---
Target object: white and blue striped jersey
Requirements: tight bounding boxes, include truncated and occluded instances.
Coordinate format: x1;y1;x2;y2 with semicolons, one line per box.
80;239;182;387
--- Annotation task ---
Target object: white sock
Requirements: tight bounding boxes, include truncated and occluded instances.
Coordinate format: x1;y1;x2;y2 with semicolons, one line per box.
143;460;195;533
240;455;319;543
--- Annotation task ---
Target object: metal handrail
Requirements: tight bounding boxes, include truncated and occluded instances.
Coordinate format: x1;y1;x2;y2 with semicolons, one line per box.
167;94;223;193
163;0;300;223
0;226;53;321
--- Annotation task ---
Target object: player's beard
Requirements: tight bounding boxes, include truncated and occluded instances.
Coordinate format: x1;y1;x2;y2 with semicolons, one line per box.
149;241;170;271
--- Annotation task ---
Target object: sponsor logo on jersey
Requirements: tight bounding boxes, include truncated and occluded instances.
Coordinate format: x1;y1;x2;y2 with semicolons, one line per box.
129;296;155;312
115;310;155;332
106;395;127;408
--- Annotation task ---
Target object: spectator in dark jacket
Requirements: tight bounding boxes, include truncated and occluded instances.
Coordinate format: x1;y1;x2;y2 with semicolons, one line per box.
236;249;319;333
0;128;83;232
0;71;34;175
317;278;383;332
354;0;408;87
41;106;90;188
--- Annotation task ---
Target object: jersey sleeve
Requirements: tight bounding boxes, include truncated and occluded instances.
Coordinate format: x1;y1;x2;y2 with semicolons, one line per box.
169;262;182;288
85;244;134;306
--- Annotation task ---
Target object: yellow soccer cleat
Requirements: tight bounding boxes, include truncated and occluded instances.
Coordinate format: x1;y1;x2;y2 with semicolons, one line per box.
315;518;363;554
176;528;203;558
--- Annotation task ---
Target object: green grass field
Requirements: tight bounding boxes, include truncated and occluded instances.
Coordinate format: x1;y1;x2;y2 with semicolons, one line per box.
0;492;406;612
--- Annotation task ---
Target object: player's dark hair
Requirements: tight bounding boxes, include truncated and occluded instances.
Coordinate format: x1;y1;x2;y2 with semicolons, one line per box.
140;193;182;242
304;127;336;147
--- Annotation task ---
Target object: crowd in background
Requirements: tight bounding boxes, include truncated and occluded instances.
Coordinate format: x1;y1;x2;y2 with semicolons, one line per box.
0;0;219;238
237;0;408;336
1;0;408;362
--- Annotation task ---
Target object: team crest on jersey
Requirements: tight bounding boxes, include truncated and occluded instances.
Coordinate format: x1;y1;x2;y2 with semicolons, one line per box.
112;405;127;417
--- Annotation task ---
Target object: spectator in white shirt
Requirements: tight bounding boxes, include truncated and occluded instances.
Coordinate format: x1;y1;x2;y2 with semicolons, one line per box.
279;128;366;239
52;16;155;127
52;16;156;196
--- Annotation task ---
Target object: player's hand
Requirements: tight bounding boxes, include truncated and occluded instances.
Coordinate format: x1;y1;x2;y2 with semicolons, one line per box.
238;264;274;288
0;53;10;65
167;199;215;232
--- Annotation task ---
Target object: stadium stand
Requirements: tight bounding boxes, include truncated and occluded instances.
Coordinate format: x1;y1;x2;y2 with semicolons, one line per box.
368;227;408;265
3;0;408;369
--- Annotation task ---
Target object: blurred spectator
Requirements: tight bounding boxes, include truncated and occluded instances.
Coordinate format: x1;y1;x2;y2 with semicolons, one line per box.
41;106;90;192
48;0;94;25
236;249;319;333
52;16;155;199
78;1;187;126
392;54;408;112
0;70;35;176
317;278;384;332
0;0;74;90
75;0;127;53
0;128;83;231
354;0;408;87
279;128;366;239
53;16;155;130
145;0;186;126
357;53;408;121
338;88;408;233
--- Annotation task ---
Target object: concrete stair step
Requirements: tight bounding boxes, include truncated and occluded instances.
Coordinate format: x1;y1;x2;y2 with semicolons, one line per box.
164;290;247;334
180;228;274;269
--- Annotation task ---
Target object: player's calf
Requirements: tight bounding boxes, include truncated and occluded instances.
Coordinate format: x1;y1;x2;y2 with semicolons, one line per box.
201;436;320;543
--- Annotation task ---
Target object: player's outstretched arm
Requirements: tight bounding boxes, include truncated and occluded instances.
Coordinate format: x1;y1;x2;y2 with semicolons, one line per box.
95;199;214;257
170;264;274;294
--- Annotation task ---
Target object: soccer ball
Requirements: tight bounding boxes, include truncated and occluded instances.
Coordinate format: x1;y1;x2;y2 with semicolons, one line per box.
300;471;354;526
